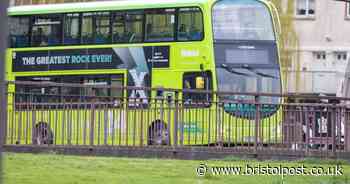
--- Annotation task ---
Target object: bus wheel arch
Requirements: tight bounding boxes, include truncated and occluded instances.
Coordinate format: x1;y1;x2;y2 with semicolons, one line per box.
33;122;54;145
147;120;169;145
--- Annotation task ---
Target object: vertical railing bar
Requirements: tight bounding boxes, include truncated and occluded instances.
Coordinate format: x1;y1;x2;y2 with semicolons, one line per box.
146;96;151;146
9;91;15;145
104;103;108;146
61;102;66;145
194;104;198;145
119;97;123;146
125;97;129;146
25;102;30;145
48;102;52;146
167;94;171;146
173;91;179;147
111;106;116;146
133;103;137;147
220;101;224;148
228;107;232;147
182;103;186;146
31;98;36;145
76;101;81;145
160;97;164;147
68;100;72;145
215;100;218;147
40;104;44;144
346;108;350;152
97;102;102;146
304;106;309;155
140;102;144;147
187;107;191;146
201;102;205;146
54;102;58;145
90;101;95;146
17;107;22;145
83;102;87;145
332;105;336;155
336;107;341;152
207;103;211;147
235;107;238;148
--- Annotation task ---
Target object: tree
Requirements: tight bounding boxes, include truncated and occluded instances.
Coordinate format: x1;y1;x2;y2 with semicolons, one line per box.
270;0;300;93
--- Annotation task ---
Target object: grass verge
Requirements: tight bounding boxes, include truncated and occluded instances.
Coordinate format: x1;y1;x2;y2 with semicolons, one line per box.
3;152;350;184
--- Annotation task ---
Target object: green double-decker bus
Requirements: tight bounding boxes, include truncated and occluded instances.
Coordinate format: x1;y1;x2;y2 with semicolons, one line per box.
6;0;283;146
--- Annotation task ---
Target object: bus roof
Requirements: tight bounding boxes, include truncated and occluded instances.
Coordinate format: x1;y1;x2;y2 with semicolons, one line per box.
8;0;210;16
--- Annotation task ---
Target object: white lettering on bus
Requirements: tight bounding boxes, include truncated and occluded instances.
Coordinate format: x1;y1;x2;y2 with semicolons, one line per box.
129;69;148;104
181;49;199;57
22;57;35;65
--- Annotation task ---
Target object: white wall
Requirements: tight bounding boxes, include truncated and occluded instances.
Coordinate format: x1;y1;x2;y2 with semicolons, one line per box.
288;0;350;95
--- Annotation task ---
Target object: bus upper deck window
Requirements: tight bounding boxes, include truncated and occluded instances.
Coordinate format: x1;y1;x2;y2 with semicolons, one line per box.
177;8;203;41
112;12;125;43
64;13;80;45
112;11;143;43
95;12;111;44
9;16;30;48
145;9;175;42
82;13;94;44
212;0;275;41
31;15;62;47
82;12;113;44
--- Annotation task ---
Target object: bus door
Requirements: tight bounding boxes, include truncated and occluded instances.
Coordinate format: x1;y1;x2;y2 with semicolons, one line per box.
183;71;212;105
181;72;212;143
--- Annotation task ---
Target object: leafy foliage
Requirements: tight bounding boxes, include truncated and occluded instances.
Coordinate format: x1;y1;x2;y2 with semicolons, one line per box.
270;0;300;92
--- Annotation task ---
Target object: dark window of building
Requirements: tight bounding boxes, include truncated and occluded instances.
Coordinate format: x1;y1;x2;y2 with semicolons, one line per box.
314;51;326;61
334;52;347;61
296;0;315;16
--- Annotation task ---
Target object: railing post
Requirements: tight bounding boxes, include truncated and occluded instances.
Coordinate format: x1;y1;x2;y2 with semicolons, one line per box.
173;91;179;147
3;83;9;145
346;108;350;152
331;105;337;156
166;92;172;146
90;102;95;146
0;0;8;152
255;95;260;153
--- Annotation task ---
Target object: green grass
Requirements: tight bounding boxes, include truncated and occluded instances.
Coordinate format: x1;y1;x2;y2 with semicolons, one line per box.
3;152;350;184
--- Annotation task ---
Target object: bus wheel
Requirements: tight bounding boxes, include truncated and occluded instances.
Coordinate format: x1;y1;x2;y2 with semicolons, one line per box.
33;122;53;145
148;121;169;145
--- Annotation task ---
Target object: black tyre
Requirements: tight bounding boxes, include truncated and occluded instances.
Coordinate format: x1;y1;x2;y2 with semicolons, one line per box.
147;121;169;145
33;122;54;145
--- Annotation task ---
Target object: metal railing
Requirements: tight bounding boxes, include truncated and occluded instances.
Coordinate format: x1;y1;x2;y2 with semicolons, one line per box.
5;81;350;157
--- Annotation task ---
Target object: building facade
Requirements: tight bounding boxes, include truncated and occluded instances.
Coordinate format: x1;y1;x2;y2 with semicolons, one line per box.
286;0;350;96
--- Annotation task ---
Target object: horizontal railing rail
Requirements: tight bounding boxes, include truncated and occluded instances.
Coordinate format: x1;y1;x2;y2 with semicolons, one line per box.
5;81;350;158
